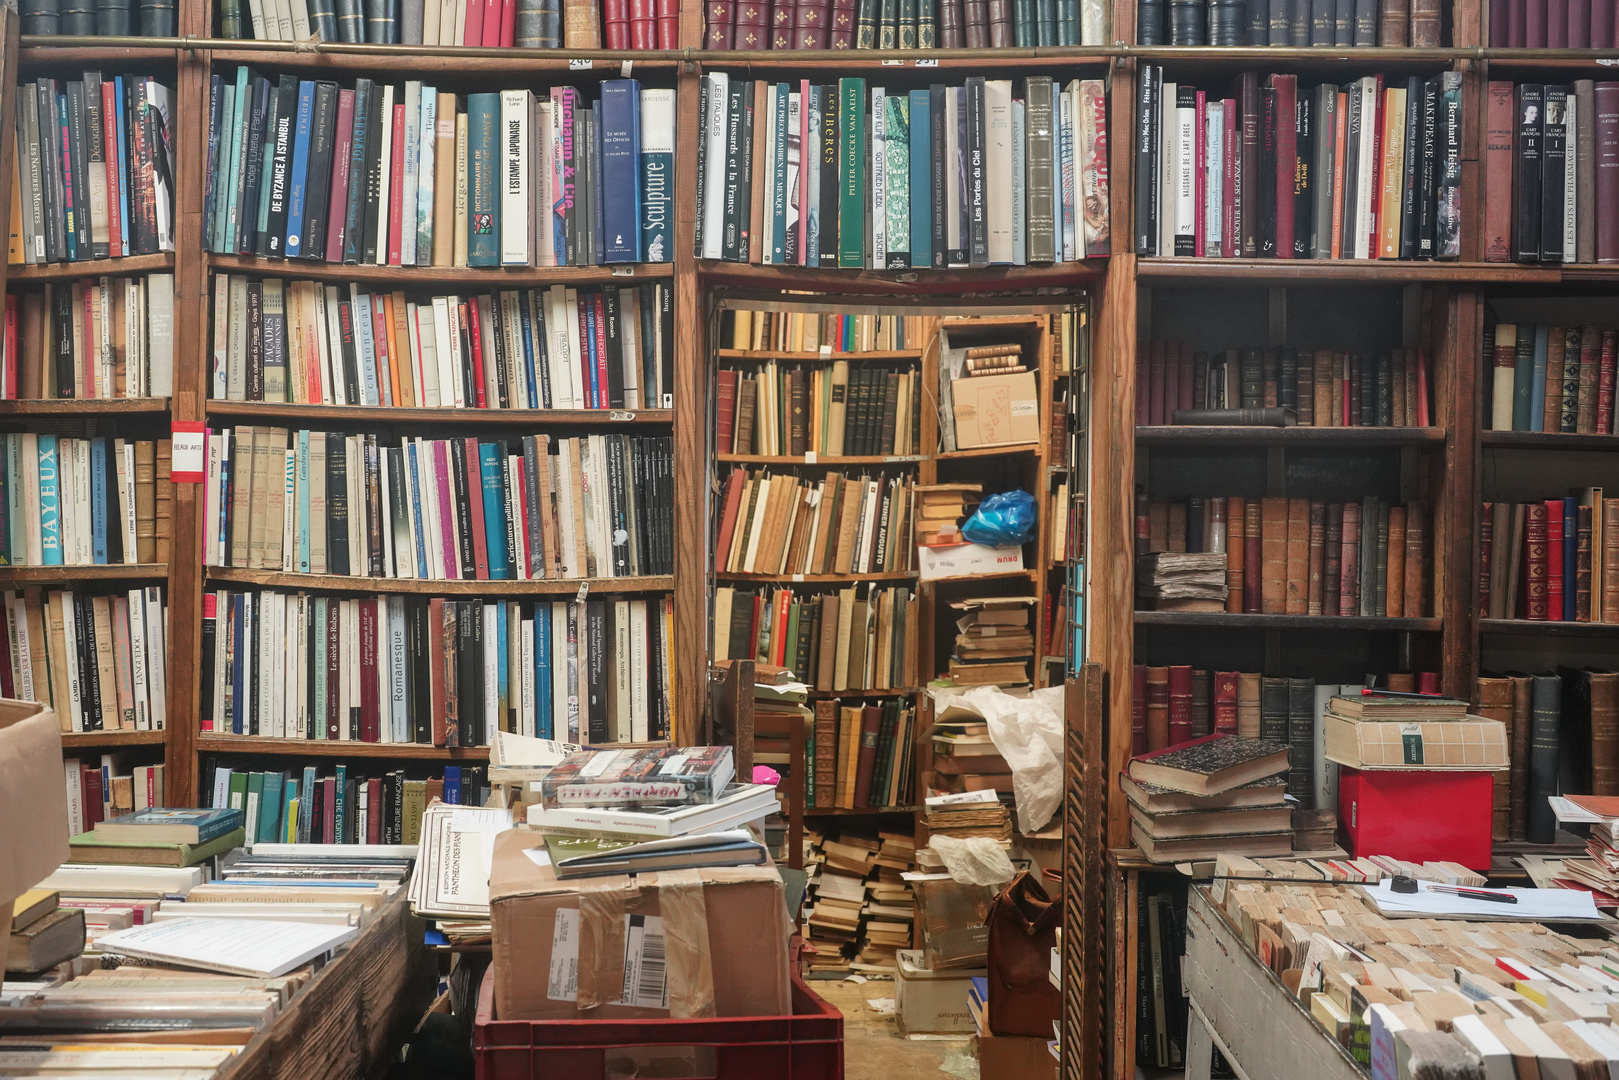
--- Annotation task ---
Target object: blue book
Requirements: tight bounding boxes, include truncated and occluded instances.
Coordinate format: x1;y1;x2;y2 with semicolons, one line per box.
115;77;131;255
465;93;502;267
1529;324;1550;433
1564;497;1578;621
89;438;108;565
599;80;643;264
479;443;511;580
334;763;348;843
592;116;607;264
639;88;674;263
407;442;428;578
910;89;932;269
37;435;61;566
444;765;462;805
97;806;247;844
518;291;539;409
343;80;373;264
534;609;552;739
259;772;285;845
231;594;246;733
225;66;250;254
284;81;317;259
203;75;222;248
298;765;318;841
298;431;311;572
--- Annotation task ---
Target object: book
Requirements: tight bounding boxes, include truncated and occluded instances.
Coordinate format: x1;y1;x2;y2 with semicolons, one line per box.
6;906;85;973
92;807;246;845
96;916;358;978
524;781;780;837
1126;732;1291;795
546;828;768;878
538;746;734;806
67;827;247;867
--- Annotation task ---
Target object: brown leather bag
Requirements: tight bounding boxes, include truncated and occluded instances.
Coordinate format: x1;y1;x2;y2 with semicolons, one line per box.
985;870;1062;1038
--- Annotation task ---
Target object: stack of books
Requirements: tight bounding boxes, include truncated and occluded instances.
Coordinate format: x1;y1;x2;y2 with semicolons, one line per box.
921;790;1014;842
1125;733;1295;862
1478;493;1619;623
1136;552;1228;612
7;888;85;976
914;484;981;546
946;597;1036;688
62;756;166;837
930;718;1012;797
860;830;917;965
2;279;176;399
65;807;245;876
1485;324;1619;436
804;829;925;971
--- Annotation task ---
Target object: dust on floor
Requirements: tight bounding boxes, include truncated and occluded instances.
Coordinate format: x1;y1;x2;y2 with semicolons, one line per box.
811;979;976;1080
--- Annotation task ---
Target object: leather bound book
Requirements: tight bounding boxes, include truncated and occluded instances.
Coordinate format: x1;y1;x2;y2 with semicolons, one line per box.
735;0;768;46
964;0;988;43
1285;498;1309;614
1603;334;1618;434
1574;81;1596;264
1547;498;1567;620
852;705;881;808
986;0;1012;45
1580;331;1604;432
1137;0;1164;40
1287;678;1316;807
1236;672;1262;739
1145;666;1171;752
1590;670;1619;795
1191;669;1212;740
1507;673;1532;840
1338;500;1360;616
708;0;736;44
829;0;856;45
1168;665;1194;746
657;0;678;42
1556;667;1617;796
1385;505;1406;618
1403;501;1425;618
1483;82;1514;263
1577;503;1593;621
1526;500;1549;620
1323;503;1343;618
1237;73;1261;259
814;700;838;807
1378;0;1408;44
1474;676;1515;841
1213;671;1239;734
1267;0;1288;40
603;0;631;44
1305;502;1325;615
1260;497;1289;614
1132;665;1148;756
1226;495;1246;614
1597;85;1619;264
1527;0;1546;42
1243;500;1263;613
1569;0;1590;42
1528;672;1562;844
1549;0;1566;44
1374;503;1390;617
795;0;831;46
937;0;962;44
628;0;656;45
769;0;795;45
1312;351;1333;426
1259;676;1289;746
1480;502;1495;614
1544;327;1567;431
1409;0;1437;43
1605;497;1619;618
563;0;601;43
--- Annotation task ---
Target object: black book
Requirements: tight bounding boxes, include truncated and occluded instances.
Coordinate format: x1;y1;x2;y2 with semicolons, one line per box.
484;298;507;409
458;305;476;409
463;602;484;746
1287;0;1307;42
1512;83;1543;262
366;0;394;40
264;76;299;258
1376;353;1393;425
1139;0;1165;40
645;597;665;740
1527;672;1562;845
720;87;747;262
309;0;338;42
60;0;93;34
606;436;629;576
1351;0;1373;42
602;285;626;409
657;283;673;409
1540;85;1568;264
592;108;608;265
629;439;649;575
239;77;272;257
693;79;708;260
636;284;656;407
52;287;75;397
1243;0;1266;41
929;84;948;267
65;81;92;261
1168;2;1204;45
1293;91;1312;259
360;84;387;265
37;81;65;264
1135;65;1158;256
1266;0;1287;42
75;594;101;730
821;84;843;269
408;597;430;744
22;0;60;34
1308;0;1332;41
302;82;341;261
327;435;350;576
126;84;156;255
246;281;264;400
585;600;609;743
1257;85;1278;257
1555;667;1601;800
966;76;988;267
1416;78;1439;259
1331;0;1351;39
342;79;373;264
450;443;476;578
138;0;175;34
337;295;361;404
1340;85;1363;259
1259;676;1289;744
334;0;363;41
1287;677;1315;807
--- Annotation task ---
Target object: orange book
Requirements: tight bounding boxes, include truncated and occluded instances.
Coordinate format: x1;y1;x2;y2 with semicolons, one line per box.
1403;502;1426;618
1261;497;1289;614
1330;92;1348;259
1377;86;1407;259
1285;498;1309;615
1226;495;1246;614
1385;506;1407;618
382;293;404;407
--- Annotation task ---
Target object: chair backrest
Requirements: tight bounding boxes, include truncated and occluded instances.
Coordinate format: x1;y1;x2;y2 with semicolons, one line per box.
708;659;755;781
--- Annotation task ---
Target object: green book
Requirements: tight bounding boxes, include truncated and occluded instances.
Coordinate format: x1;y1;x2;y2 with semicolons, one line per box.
228;769;250;812
68;828;246;868
244;771;266;845
885;94;910;269
879;0;897;46
838;78;867;269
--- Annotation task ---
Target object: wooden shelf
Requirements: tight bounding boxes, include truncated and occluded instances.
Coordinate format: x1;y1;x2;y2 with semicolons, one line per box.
1134;611;1442;631
208;253;674;287
195;735;490;760
1480;430;1619;451
205;568;674;595
805;687;921;698
935;443;1041;460
716;453;925;465
62;729;166;748
19;44;184;67
7;252;175;282
1478;619;1619;637
1137;425;1446;446
716;349;923;361
801;805;922;815
927;568;1040;583
698;259;1103;293
205;47;684;77
715;571;918;583
1135;258;1564;284
0;398;170;416
206;401;673;426
0;563;169;583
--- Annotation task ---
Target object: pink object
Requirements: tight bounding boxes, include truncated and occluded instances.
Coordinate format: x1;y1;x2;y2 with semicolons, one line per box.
752;765;781;786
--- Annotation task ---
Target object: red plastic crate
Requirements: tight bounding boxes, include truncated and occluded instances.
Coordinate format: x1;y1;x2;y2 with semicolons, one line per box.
473;964;844;1080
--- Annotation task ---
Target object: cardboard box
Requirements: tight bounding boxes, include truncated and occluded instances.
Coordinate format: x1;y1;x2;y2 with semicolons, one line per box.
488;829;792;1021
1323;714;1508;770
952;371;1039;449
977;1033;1058;1079
0;699;67;912
896;949;985;1033
1338;768;1493;870
917;542;1026;582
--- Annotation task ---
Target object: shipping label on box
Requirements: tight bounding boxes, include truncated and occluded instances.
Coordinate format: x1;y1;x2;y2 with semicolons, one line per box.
951;371;1039;449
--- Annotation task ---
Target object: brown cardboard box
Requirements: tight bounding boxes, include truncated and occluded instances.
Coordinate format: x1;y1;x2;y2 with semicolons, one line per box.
977;1033;1059;1079
0;699;68;912
489;829;792;1021
952;371;1039;449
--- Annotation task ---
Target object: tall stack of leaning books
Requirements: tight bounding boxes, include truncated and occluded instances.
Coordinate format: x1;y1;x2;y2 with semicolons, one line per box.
946;597;1037;688
1124;734;1295;863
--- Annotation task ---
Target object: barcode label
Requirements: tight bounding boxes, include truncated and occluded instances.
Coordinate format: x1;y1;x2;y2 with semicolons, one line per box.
548;908;580;1001
621;914;668;1010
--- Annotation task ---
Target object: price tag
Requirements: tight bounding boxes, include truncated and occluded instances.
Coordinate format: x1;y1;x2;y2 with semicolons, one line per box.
792;574;805;582
610;410;636;422
576;582;590;603
804;450;817;464
569;58;594;70
621;60;633;76
915;58;939;66
819;344;832;357
611;265;636;276
170;421;206;483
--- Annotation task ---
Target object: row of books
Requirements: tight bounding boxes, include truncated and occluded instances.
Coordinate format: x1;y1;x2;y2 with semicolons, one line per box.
1485;82;1619;264
706;0;1105;48
724;309;916;354
712;585;919;692
1134;68;1464;260
714;468;916;577
203;429;674;581
1133;882;1188;1068
695;74;1110;267
207;764;485;845
1487;323;1619;434
1136;0;1441;46
212;277;673;411
62;756;166;838
1487;0;1619;46
11;75;177;264
0;436;170;568
1136;495;1430;617
219;0;678;46
3;587;170;733
2;279;175;401
20;0;174;36
717;363;923;459
202;589;675;745
807;699;917;809
1478;494;1619;623
1136;341;1434;428
206;71;675;267
1476;668;1619;846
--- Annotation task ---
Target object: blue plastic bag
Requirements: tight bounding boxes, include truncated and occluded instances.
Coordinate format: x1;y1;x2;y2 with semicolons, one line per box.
961;490;1037;547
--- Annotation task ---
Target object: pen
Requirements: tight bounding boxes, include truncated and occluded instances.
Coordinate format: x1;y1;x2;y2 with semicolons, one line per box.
1427;884;1518;904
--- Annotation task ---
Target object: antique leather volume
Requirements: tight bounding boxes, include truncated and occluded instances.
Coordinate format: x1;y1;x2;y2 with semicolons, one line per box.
1338;501;1360;616
1226;495;1246;613
1306;501;1326;615
1261;496;1288;614
1409;0;1438;43
1385;505;1406;618
1145;666;1170;752
1213;671;1239;734
1168;665;1194;746
1403;501;1425;618
1285;498;1309;615
1474;676;1514;840
1483;82;1515;262
1236;672;1262;739
1243;499;1263;613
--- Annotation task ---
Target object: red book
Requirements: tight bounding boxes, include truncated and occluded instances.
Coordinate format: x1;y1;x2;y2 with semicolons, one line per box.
1528;0;1547;42
629;0;656;46
707;0;735;44
467;298;488;408
1339;502;1361;615
321;776;337;842
1168;665;1194;746
325;90;356;264
853;705;881;807
366;778;383;843
714;468;746;568
1594;0;1613;45
1222;98;1238;257
481;0;502;44
1601;329;1618;433
387;102;407;266
603;0;630;45
1546;499;1566;620
1243;501;1263;612
1600;84;1619;264
1418;672;1440;694
464;438;490;580
1568;0;1590;42
359;598;380;740
1269;74;1298;259
657;0;679;44
1149;340;1167;425
1131;665;1147;756
464;0;484;43
100;81;122;258
1550;0;1568;43
81;765;103;827
1525;501;1549;620
716;369;739;450
1212;672;1239;734
592;294;609;404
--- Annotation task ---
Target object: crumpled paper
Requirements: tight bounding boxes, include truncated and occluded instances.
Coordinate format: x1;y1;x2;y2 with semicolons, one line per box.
927;835;1017;887
932;685;1065;833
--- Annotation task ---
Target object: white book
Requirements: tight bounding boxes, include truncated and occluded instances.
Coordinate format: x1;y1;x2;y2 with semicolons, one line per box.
1080;0;1105;41
417;87;437;267
986;79;1015;265
611;598;632;739
289;0;311;37
408;804;512;917
226;276;248;400
268;0;293;41
857;478;881;572
1174;87;1196;257
320;286;343;405
1564;93;1579;264
870;86;886;270
544;286;572;409
501;90;532;265
59;591;83;731
21;434;40;566
10;593;33;701
640;88;675;264
413;440;440;580
347;438;364;573
554;440;579;579
63;758;84;837
268;592;285;738
374;84;396;266
741;476;771;573
429;298;454;409
354;290;379;406
761;84;780;266
1011;98;1026;266
945;86;964;265
144;586;166;729
98;918;358;978
1204;101;1223;256
246;0;269;38
550;602;569;735
628;599;648;742
282;448;296;571
293;594;309;738
378;451;394;576
422;0;440;42
389;595;408;741
39;863;203;900
701;72;730;260
483;602;500;734
1159;80;1177;257
1354;78;1377;260
478;300;500;407
127;588;150;730
413;304;438;408
445;300;468;409
520;615;536;737
534;98;557;268
212;276;232;398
